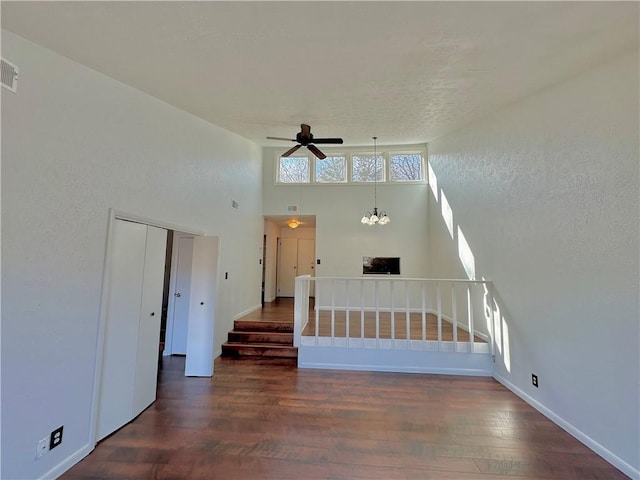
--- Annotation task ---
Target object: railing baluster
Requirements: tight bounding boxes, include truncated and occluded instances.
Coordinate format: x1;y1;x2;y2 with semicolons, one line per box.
437;282;442;351
421;281;426;343
375;280;380;348
293;276;302;347
345;279;350;348
360;279;364;342
390;280;395;342
331;278;335;346
468;285;474;353
314;279;320;346
452;283;458;352
405;281;410;348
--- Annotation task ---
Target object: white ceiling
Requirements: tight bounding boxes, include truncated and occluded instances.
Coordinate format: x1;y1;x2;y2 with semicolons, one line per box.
2;2;638;147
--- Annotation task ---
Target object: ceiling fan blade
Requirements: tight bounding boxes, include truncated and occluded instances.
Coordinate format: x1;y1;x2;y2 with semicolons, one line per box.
307;144;326;159
311;138;344;144
266;136;296;141
282;145;302;157
300;124;311;137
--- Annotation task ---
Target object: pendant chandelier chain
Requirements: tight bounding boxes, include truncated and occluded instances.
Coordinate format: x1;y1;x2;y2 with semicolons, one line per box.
360;136;390;226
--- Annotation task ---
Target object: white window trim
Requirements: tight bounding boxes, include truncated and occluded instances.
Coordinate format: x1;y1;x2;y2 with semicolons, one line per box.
273;146;427;186
388;150;427;183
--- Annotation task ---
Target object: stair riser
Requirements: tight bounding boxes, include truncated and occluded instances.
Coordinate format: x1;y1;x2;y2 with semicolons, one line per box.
228;332;293;344
222;345;298;358
234;320;293;333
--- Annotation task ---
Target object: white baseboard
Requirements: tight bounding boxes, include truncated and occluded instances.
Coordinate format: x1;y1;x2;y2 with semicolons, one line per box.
299;346;493;377
299;361;491;376
233;303;262;320
39;443;93;480
493;374;639;480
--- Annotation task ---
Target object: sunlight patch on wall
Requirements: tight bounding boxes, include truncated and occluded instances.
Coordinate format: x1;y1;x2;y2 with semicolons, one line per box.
457;226;476;280
441;191;454;239
482;279;493;334
427;161;438;201
502;314;511;373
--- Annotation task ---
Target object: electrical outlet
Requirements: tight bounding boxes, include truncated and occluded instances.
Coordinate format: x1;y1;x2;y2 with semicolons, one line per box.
532;373;539;388
49;426;63;450
36;437;49;459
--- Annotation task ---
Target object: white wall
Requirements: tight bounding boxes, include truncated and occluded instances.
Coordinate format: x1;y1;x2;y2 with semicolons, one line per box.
263;147;430;282
428;51;639;477
1;31;263;480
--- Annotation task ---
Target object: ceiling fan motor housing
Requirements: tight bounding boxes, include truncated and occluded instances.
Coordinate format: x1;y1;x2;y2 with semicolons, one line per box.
296;131;312;145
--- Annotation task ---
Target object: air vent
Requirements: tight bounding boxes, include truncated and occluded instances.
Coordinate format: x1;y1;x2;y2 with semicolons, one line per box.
1;58;19;93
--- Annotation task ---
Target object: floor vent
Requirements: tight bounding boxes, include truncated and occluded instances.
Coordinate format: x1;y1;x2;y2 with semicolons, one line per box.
1;58;18;93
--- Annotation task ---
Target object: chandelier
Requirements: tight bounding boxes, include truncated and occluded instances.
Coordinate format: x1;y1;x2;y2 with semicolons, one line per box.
361;136;390;226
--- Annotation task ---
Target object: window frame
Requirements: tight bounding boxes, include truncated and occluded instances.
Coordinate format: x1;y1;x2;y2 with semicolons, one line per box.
350;152;387;183
273;147;426;186
388;150;426;183
314;154;348;184
275;155;311;184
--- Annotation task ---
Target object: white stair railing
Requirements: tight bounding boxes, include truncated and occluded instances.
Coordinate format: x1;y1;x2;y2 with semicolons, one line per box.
294;276;495;357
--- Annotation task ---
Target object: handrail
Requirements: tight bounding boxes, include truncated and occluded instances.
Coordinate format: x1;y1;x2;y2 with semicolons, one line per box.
294;275;495;356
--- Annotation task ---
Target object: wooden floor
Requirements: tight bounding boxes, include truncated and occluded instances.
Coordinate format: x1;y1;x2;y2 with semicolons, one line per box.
59;300;628;480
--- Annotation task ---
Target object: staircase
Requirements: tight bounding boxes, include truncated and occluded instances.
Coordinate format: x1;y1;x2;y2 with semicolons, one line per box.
221;320;298;358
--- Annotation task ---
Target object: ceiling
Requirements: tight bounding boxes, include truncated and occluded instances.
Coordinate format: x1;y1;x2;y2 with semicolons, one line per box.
2;2;638;147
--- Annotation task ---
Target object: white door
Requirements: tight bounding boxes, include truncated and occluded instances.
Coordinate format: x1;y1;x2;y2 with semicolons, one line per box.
132;225;167;417
185;236;219;377
97;220;167;440
167;235;193;355
297;239;316;277
277;238;298;297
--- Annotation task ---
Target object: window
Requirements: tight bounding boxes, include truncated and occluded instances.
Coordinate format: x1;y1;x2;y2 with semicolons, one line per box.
352;154;384;182
273;148;425;185
315;156;346;183
390;153;423;181
278;156;309;183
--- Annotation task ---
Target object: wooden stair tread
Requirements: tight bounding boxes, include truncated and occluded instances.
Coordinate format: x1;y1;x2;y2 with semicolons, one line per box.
228;331;293;344
233;320;293;333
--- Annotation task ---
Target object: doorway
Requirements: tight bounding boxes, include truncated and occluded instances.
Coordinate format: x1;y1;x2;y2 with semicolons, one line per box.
277;237;316;297
164;232;194;355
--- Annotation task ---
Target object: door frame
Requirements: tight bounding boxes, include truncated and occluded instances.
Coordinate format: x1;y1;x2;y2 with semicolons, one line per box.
90;209;204;446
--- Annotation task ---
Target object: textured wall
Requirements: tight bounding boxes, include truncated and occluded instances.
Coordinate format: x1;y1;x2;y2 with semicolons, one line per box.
1;31;263;479
428;51;639;475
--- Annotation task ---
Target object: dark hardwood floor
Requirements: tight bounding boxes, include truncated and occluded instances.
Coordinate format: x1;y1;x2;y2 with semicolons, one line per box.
60;300;628;480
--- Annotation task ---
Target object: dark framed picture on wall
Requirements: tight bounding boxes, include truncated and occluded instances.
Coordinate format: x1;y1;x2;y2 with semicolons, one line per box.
363;257;400;275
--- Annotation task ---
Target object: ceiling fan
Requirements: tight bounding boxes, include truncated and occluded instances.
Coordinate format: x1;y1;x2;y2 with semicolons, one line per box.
266;124;343;159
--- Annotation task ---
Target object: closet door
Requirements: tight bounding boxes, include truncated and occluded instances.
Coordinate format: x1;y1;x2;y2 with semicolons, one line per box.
97;220;147;440
97;220;167;440
133;225;168;416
